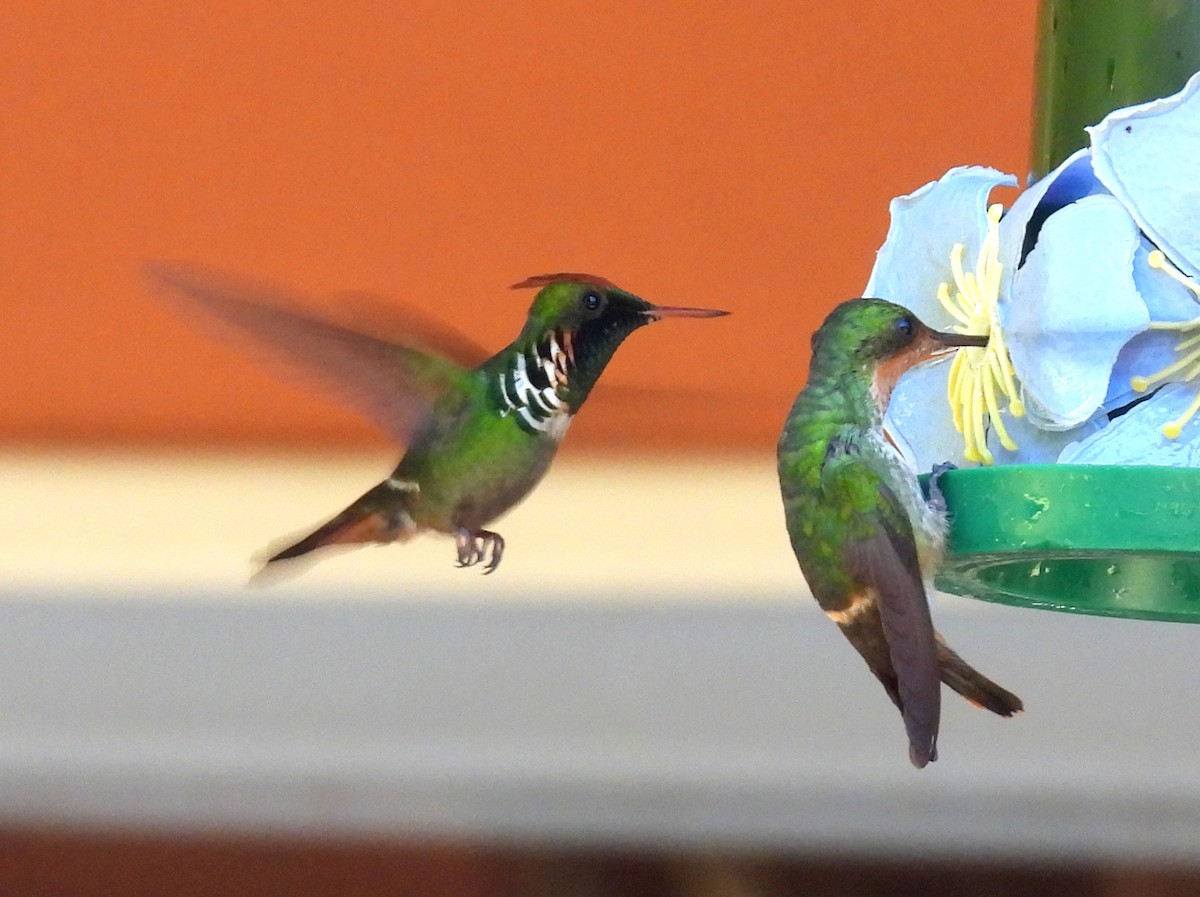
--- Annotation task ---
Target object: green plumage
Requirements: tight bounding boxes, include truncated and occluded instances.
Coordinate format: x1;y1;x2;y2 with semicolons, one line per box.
777;298;1022;768
393;365;559;535
150;264;727;573
778;302;930;603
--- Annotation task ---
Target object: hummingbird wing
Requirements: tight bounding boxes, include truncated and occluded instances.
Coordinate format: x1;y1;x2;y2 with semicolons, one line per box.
823;449;941;767
147;261;482;444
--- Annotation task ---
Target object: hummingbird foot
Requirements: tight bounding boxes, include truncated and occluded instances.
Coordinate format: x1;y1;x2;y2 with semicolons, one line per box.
455;528;506;574
926;462;958;514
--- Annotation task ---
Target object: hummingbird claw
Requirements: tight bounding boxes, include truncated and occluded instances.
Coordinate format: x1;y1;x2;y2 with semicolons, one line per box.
926;462;958;514
482;532;505;574
455;528;506;573
454;529;479;567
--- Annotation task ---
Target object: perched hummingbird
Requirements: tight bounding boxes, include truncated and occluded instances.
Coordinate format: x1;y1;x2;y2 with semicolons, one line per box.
150;263;728;573
777;298;1022;767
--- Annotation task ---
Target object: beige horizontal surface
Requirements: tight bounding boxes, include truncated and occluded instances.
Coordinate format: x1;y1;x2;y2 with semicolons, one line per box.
1;450;801;600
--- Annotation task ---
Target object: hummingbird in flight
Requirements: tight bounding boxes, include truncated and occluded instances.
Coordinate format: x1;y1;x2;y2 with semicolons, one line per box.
150;263;728;574
777;298;1022;767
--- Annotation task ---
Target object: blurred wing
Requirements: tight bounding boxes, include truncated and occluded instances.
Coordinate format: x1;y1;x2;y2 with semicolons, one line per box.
329;289;490;369
827;451;941;766
147;261;479;444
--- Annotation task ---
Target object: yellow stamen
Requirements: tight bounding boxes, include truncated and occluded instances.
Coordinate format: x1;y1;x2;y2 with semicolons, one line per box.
1129;252;1200;438
940;203;1023;465
938;282;971;327
1149;250;1200;297
947;350;965;432
982;364;1017;450
1163;388;1200;438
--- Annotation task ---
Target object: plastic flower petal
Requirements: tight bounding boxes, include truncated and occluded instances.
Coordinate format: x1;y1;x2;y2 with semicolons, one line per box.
879;73;1200;472
1060;383;1200;466
1119;251;1200;438
1089;71;1200;277
1087;71;1200;439
1003;194;1148;429
988;408;1106;465
993;149;1147;431
870;157;1148;465
1086;74;1200;439
995;149;1105;275
1106;240;1200;409
866;167;1029;464
886;354;1108;471
864;166;1017;329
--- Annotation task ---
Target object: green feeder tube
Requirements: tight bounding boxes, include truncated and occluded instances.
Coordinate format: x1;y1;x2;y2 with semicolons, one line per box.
1031;0;1200;179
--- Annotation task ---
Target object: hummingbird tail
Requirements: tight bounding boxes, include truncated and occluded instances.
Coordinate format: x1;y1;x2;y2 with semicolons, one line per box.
264;483;416;565
936;641;1024;717
265;510;399;563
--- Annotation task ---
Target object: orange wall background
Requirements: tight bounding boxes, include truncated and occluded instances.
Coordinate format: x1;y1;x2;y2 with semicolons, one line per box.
2;1;1038;453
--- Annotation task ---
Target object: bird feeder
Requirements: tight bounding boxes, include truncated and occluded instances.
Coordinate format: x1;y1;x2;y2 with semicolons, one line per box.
928;466;1200;623
915;2;1200;623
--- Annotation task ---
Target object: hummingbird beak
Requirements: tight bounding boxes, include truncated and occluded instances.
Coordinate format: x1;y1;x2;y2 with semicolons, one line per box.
927;329;988;358
875;327;988;410
642;304;730;320
931;330;988;348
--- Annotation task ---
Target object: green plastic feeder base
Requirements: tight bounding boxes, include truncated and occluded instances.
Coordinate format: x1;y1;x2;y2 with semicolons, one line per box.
929;465;1200;623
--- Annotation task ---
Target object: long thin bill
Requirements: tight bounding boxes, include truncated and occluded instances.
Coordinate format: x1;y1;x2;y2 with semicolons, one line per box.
644;305;730;319
931;329;988;348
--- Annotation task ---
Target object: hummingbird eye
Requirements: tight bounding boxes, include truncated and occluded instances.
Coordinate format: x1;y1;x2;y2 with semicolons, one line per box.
582;291;602;311
895;316;915;338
